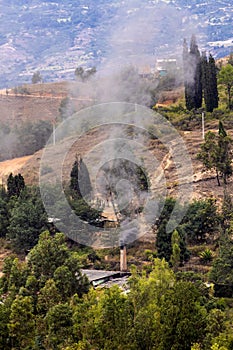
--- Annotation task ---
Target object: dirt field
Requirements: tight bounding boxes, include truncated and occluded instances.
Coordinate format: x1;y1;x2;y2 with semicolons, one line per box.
0;80;94;125
0;123;230;206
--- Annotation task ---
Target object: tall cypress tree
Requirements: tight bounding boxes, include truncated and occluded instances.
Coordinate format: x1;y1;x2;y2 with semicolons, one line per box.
70;160;81;198
202;53;219;112
78;157;92;199
70;156;92;199
183;35;202;110
202;51;212;112
183;38;192;110
209;54;219;109
190;35;202;109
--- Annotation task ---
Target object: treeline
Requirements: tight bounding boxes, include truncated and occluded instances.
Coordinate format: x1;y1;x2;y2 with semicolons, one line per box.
183;35;233;112
0;240;233;349
183;35;218;112
0;119;52;161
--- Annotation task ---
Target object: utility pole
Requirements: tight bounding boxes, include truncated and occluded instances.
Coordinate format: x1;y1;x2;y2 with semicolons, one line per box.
52;120;56;145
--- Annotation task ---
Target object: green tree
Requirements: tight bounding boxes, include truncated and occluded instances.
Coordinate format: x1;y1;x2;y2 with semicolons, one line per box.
182;198;219;242
83;286;134;350
27;231;69;282
209;54;219;110
204;309;226;349
27;231;89;295
70;156;92;199
197;123;233;186
218;64;233;109
70;159;81;197
7;173;25;198
221;189;233;231
202;51;212;112
69;156;92;199
211;345;228;350
170;229;181;271
155;198;190;263
128;259;175;350
190;35;202;109
54;254;89;300
78;157;92;199
210;235;233;291
0;256;28;294
37;279;61;315
202;52;219;112
16;120;52;156
159;281;207;350
197;131;220;184
183;35;202;110
0;196;9;237
7;189;48;253
8;295;35;349
218;121;233;184
0;302;10;349
45;303;73;349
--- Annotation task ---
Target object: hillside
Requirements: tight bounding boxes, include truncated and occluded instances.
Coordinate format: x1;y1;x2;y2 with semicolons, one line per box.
1;119;231;206
0;0;232;87
0;81;94;125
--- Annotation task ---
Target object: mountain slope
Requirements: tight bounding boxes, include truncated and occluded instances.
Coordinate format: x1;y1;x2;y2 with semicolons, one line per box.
0;0;232;87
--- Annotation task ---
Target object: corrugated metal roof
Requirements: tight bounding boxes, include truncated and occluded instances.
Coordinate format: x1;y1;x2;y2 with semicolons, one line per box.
81;269;121;282
81;269;131;288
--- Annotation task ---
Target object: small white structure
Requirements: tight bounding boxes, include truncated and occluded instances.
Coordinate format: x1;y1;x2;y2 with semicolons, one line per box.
156;58;177;76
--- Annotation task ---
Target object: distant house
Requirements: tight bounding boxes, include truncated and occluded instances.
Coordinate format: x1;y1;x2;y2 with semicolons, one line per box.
156;58;177;76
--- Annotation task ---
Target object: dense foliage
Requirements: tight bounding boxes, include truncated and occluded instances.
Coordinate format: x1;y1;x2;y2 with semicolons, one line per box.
1;252;233;349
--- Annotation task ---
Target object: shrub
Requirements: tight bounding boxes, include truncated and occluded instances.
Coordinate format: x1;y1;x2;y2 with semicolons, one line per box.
199;248;214;263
